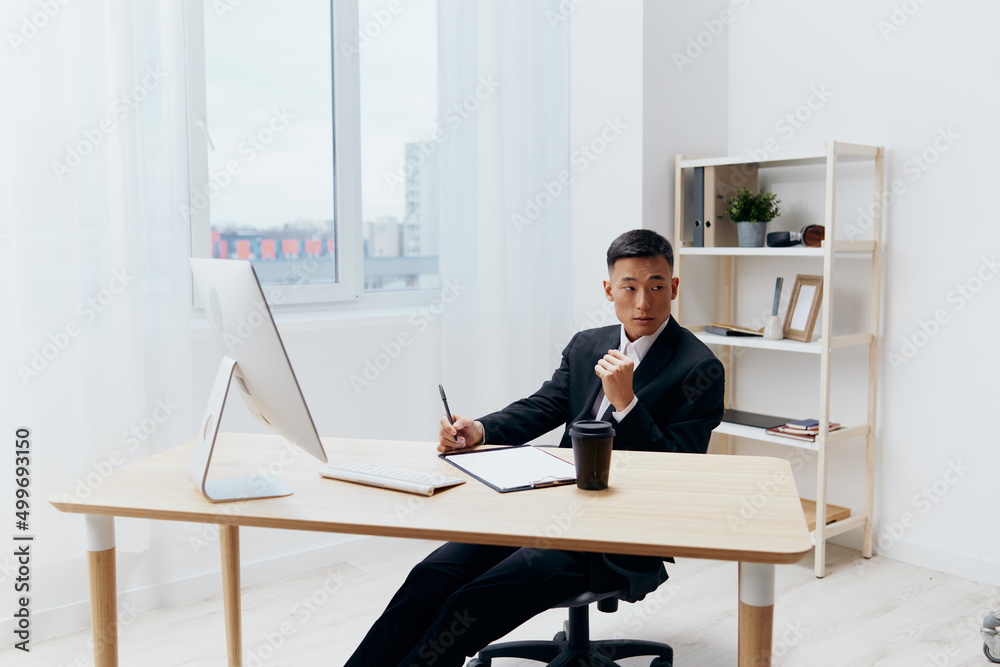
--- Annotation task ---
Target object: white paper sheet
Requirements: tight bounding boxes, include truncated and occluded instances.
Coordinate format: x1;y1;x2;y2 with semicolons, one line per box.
444;446;577;491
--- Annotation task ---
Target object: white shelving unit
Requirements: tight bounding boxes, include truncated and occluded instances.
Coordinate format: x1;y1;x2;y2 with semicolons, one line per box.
673;140;884;577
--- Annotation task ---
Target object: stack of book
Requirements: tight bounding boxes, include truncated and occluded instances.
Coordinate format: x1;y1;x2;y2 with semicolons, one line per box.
765;419;841;442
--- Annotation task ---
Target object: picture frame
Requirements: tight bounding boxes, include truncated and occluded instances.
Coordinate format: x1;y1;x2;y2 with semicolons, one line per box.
783;274;823;342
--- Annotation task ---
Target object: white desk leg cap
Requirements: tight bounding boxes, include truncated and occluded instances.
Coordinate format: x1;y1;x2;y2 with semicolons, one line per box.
85;515;115;552
740;562;775;607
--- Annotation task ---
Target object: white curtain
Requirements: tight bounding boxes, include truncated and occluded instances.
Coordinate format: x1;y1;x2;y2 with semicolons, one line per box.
438;0;572;438
1;1;195;565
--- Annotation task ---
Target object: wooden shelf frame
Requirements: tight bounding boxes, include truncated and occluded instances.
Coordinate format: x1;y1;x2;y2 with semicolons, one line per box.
691;330;874;354
713;421;870;450
678;241;875;257
673;140;884;577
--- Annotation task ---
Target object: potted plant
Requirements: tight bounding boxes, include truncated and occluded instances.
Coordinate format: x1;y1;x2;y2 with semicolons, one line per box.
724;187;781;247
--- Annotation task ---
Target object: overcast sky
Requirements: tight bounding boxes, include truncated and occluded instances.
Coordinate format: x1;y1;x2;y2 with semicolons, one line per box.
204;0;437;230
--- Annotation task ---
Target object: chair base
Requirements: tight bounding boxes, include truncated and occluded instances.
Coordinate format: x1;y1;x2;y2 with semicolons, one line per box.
467;593;672;667
468;636;672;667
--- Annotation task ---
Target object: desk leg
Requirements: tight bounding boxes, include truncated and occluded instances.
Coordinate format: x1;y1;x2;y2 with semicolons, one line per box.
738;562;775;667
219;524;242;667
86;515;117;667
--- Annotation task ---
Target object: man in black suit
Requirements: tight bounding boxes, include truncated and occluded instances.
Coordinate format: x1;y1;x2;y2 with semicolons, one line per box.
345;229;724;667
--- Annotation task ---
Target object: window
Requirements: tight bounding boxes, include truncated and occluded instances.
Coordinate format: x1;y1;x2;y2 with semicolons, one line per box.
185;0;441;305
357;0;440;292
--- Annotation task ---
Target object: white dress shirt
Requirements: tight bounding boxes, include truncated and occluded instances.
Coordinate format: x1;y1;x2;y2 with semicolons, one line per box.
592;316;672;422
476;316;672;446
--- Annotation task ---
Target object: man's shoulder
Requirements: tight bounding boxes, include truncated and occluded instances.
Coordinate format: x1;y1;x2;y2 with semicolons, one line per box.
558;325;618;358
573;324;620;342
674;323;720;365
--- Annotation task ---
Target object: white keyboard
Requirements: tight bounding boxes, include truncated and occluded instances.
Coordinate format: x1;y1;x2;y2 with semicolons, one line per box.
318;462;466;496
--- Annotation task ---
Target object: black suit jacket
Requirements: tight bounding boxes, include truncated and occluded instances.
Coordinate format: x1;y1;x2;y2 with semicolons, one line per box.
479;317;724;454
477;317;725;601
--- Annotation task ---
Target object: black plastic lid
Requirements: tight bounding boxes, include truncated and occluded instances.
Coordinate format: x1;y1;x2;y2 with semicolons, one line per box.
568;420;615;439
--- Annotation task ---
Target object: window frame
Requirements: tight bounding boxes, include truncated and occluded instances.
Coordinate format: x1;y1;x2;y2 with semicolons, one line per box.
182;0;364;306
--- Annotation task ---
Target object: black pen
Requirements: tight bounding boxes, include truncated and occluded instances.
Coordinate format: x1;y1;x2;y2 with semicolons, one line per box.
439;384;463;446
438;384;454;425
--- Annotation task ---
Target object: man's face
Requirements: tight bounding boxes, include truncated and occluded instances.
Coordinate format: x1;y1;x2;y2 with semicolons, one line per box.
603;255;678;342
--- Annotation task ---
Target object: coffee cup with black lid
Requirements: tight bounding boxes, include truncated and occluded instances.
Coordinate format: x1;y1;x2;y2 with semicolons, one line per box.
568;420;615;490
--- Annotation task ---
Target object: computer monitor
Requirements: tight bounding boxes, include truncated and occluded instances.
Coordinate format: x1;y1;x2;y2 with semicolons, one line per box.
189;258;328;502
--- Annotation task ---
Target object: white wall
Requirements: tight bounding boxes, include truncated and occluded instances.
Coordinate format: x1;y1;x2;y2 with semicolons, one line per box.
725;0;1000;584
569;0;730;323
571;0;999;585
569;0;645;325
642;0;730;235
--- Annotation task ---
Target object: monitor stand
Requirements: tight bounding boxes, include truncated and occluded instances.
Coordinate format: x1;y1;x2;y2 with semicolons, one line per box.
189;356;293;503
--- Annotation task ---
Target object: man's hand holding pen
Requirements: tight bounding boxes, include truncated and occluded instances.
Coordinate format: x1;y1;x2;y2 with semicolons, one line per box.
438;415;484;453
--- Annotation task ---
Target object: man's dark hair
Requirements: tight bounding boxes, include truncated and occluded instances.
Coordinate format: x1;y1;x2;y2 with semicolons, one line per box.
606;229;673;271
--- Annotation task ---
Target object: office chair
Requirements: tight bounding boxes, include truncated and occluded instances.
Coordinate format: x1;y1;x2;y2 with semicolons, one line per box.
466;589;673;667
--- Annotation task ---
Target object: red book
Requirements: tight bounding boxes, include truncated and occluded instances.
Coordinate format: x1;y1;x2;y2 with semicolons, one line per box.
766;424;842;441
783;422;840;433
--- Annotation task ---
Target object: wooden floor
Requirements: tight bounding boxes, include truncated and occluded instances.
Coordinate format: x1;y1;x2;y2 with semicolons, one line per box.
4;542;996;666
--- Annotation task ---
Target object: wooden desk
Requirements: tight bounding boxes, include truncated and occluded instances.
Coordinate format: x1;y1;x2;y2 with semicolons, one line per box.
49;434;812;666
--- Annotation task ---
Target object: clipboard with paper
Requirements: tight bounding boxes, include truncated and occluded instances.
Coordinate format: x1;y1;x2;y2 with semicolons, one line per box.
440;445;577;493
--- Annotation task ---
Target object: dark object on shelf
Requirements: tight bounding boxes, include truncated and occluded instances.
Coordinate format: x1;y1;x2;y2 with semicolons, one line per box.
767;224;826;248
705;324;760;337
721;409;790;430
693;166;705;247
694;165;759;247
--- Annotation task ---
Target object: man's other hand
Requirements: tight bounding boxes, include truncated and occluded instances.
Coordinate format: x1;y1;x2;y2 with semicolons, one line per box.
438;414;484;453
595;349;635;412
